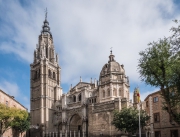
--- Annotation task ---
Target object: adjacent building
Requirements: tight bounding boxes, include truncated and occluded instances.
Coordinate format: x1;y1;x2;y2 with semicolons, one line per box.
144;91;180;137
0;89;27;137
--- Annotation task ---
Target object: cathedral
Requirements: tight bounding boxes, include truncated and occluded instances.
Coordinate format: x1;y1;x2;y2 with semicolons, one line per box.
30;15;132;137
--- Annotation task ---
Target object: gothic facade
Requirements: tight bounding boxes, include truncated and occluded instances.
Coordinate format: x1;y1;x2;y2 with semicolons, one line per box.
30;16;132;137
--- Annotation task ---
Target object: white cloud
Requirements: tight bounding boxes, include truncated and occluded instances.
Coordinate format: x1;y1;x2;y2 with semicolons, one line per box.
0;81;20;98
0;80;30;110
0;0;180;88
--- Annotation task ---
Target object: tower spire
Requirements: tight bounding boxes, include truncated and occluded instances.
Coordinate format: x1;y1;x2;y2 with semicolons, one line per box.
41;8;52;36
110;47;113;55
45;8;48;20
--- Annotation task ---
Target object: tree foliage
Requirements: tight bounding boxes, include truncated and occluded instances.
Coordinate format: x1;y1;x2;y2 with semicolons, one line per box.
112;107;150;134
138;38;180;124
11;111;30;137
0;104;29;137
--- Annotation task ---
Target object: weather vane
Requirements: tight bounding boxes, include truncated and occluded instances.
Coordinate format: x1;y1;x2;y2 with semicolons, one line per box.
45;8;48;19
110;47;113;54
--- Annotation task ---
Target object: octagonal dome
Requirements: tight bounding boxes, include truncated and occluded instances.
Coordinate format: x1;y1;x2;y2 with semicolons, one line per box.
100;52;125;77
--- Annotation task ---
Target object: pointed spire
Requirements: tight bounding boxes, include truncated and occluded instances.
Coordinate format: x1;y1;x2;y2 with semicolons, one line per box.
45;8;48;20
41;8;52;36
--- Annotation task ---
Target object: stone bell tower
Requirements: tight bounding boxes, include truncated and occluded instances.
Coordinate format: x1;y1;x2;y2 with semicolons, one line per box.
30;12;62;132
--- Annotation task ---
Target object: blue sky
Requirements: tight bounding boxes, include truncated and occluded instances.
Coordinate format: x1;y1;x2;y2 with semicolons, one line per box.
0;0;180;111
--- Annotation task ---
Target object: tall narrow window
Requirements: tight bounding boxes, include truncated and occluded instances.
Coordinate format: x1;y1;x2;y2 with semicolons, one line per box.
38;69;40;78
154;113;160;122
53;72;56;79
46;47;48;58
78;94;81;101
146;101;149;107
119;89;122;96
107;89;110;96
34;71;38;79
48;69;51;78
113;88;117;96
103;90;105;98
73;95;76;102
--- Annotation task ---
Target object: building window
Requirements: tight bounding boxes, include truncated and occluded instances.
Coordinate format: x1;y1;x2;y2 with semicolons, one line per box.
171;130;178;137
113;88;117;96
78;94;81;101
155;131;161;137
154;113;160;122
119;89;122;96
107;89;110;96
48;69;51;77
46;47;48;58
94;98;96;103
153;96;158;103
103;90;105;98
146;101;148;107
38;69;41;78
34;71;37;79
6;101;8;106
73;95;76;102
53;72;55;79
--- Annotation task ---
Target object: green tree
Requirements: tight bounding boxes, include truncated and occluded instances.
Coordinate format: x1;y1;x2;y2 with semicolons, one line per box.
11;111;30;137
0;104;18;137
112;107;150;135
138;38;180;124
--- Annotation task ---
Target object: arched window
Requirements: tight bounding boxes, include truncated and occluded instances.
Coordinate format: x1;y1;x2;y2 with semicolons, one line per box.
73;95;76;102
103;90;105;98
107;88;110;96
113;88;117;96
53;72;56;79
78;94;81;101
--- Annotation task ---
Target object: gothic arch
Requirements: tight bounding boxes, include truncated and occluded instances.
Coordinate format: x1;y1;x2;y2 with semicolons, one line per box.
67;109;83;124
68;113;83;133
